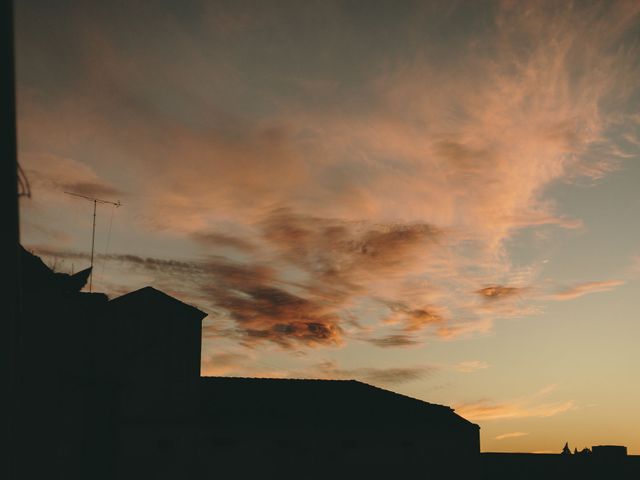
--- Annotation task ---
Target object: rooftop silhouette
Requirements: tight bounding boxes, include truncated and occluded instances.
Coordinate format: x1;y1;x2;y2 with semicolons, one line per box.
12;246;639;479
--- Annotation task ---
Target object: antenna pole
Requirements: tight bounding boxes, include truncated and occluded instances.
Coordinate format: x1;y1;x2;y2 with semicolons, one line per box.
90;199;97;292
64;191;121;292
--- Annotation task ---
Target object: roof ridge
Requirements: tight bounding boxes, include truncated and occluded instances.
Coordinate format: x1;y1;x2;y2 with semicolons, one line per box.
201;375;356;382
109;286;206;318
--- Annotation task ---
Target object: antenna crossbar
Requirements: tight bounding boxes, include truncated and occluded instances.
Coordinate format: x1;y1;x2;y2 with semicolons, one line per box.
64;191;122;291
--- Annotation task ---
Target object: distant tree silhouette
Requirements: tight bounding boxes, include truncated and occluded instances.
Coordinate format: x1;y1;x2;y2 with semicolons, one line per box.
562;442;572;455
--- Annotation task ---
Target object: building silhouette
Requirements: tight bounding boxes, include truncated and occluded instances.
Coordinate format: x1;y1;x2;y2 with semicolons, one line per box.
14;246;480;479
14;246;640;479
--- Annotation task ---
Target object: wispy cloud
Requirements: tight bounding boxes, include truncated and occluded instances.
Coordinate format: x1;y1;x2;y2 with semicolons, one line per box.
494;432;530;441
455;385;575;421
550;280;625;301
366;334;421;348
452;360;489;373
200;352;251;376
310;360;436;387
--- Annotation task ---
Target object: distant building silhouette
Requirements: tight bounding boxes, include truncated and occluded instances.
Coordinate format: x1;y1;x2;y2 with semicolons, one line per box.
592;445;628;459
14;247;480;479
482;443;638;479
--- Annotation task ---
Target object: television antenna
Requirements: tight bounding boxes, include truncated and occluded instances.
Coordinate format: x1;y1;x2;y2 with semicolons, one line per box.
64;191;122;292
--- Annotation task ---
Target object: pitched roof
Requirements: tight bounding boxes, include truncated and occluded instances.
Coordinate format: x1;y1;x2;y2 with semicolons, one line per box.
108;286;206;322
199;376;478;429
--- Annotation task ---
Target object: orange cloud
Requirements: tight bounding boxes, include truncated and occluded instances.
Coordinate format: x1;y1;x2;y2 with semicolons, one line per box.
476;286;524;301
310;360;436;387
200;352;251;376
456;399;575;421
495;432;529;441
455;385;575;421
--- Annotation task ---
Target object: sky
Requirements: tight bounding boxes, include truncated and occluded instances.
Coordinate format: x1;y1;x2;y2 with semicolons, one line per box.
15;0;640;454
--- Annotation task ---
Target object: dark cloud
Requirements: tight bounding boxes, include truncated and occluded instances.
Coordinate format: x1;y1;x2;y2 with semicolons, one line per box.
367;334;420;348
191;231;256;252
262;209;440;264
434;140;493;173
359;367;430;385
206;284;343;349
404;308;443;331
260;208;440;296
29;245;342;348
61;181;121;198
476;285;524;300
22;156;123;201
314;360;434;386
28;210;444;350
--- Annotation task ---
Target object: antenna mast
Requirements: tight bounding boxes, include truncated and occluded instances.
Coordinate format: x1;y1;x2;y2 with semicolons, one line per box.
64;191;121;292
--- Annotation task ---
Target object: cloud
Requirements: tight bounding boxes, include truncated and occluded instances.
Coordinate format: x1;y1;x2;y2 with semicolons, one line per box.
209;285;344;349
28;245;345;348
18;1;640;353
382;301;445;333
456;399;575;421
452;360;489;373
550;280;625;301
312;360;435;386
367;334;420;348
259;208;441;284
357;367;429;386
22;154;122;200
455;384;575;421
476;286;524;301
191;231;257;252
495;432;530;441
200;352;251;376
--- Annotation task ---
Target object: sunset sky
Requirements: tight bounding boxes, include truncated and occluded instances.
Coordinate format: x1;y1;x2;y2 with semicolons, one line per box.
16;0;640;453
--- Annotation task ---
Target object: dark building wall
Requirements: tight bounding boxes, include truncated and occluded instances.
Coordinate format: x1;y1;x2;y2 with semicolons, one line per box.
99;287;205;385
184;377;480;479
14;284;111;480
114;377;480;479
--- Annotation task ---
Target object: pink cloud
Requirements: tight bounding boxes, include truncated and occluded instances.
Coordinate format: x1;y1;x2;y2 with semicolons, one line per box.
550;280;625;301
17;1;640;351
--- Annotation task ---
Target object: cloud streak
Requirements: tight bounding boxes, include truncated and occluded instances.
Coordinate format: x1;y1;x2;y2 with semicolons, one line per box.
455;385;575;421
550;280;625;301
311;360;435;387
495;432;529;441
